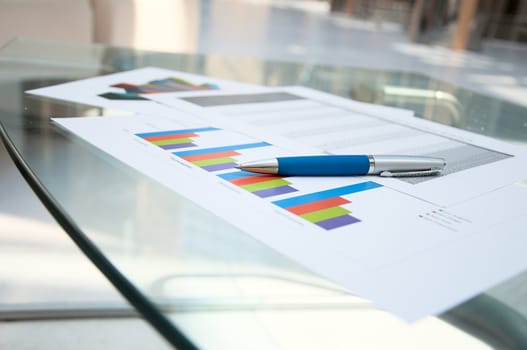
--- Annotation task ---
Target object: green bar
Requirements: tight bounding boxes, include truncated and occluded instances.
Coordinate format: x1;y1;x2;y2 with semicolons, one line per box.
193;157;236;167
152;138;193;146
300;207;350;223
144;83;175;91
241;179;291;192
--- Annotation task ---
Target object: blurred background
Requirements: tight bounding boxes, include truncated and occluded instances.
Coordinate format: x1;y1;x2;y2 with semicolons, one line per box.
1;0;526;349
1;0;526;105
3;0;527;53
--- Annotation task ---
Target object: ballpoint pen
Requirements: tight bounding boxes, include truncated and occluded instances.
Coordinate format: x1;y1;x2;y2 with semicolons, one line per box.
236;155;446;177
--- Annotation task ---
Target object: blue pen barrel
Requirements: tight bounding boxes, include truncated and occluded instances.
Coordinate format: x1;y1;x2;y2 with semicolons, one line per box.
278;155;370;176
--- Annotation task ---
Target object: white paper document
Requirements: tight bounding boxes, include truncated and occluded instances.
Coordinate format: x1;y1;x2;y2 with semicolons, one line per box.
26;67;262;116
52;108;527;321
148;87;527;207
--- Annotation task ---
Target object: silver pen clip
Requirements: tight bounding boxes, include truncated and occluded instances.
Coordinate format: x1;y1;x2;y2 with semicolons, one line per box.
379;168;443;177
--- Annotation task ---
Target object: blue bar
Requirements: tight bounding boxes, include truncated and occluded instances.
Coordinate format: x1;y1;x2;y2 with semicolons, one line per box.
174;142;271;157
136;127;219;138
272;181;382;208
217;170;257;180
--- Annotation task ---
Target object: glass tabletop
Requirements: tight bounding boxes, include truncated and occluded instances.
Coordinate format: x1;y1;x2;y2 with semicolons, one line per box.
1;38;527;349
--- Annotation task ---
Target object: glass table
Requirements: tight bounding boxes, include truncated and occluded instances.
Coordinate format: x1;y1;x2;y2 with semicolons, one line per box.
1;38;527;349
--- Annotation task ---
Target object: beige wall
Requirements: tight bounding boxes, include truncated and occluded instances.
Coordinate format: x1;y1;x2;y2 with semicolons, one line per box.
0;0;200;53
0;0;93;47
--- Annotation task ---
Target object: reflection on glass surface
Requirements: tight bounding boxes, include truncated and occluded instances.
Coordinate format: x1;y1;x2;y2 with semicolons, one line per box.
1;37;527;349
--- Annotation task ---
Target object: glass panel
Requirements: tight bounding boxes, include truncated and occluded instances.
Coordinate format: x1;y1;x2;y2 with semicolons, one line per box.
1;38;527;349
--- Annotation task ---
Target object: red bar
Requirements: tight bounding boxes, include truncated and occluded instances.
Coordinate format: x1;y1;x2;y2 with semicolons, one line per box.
112;83;136;89
286;197;351;215
182;150;240;161
230;175;283;186
144;133;197;141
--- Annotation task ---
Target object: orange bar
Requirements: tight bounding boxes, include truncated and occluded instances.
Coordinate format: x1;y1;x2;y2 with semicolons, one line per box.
286;197;350;215
144;133;197;141
230;175;283;186
182;150;240;162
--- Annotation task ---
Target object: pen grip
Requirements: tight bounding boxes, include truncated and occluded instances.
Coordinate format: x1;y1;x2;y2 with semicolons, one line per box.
278;155;370;176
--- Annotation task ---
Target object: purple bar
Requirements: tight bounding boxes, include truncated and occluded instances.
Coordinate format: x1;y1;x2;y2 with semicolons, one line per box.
202;162;237;172
316;215;360;230
253;186;298;198
160;142;196;150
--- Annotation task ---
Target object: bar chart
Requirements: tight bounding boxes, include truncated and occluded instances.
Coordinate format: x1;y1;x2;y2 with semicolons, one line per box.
273;182;382;230
218;170;297;198
136;127;220;150
174;142;271;172
99;76;220;100
136;126;299;198
135;125;383;229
